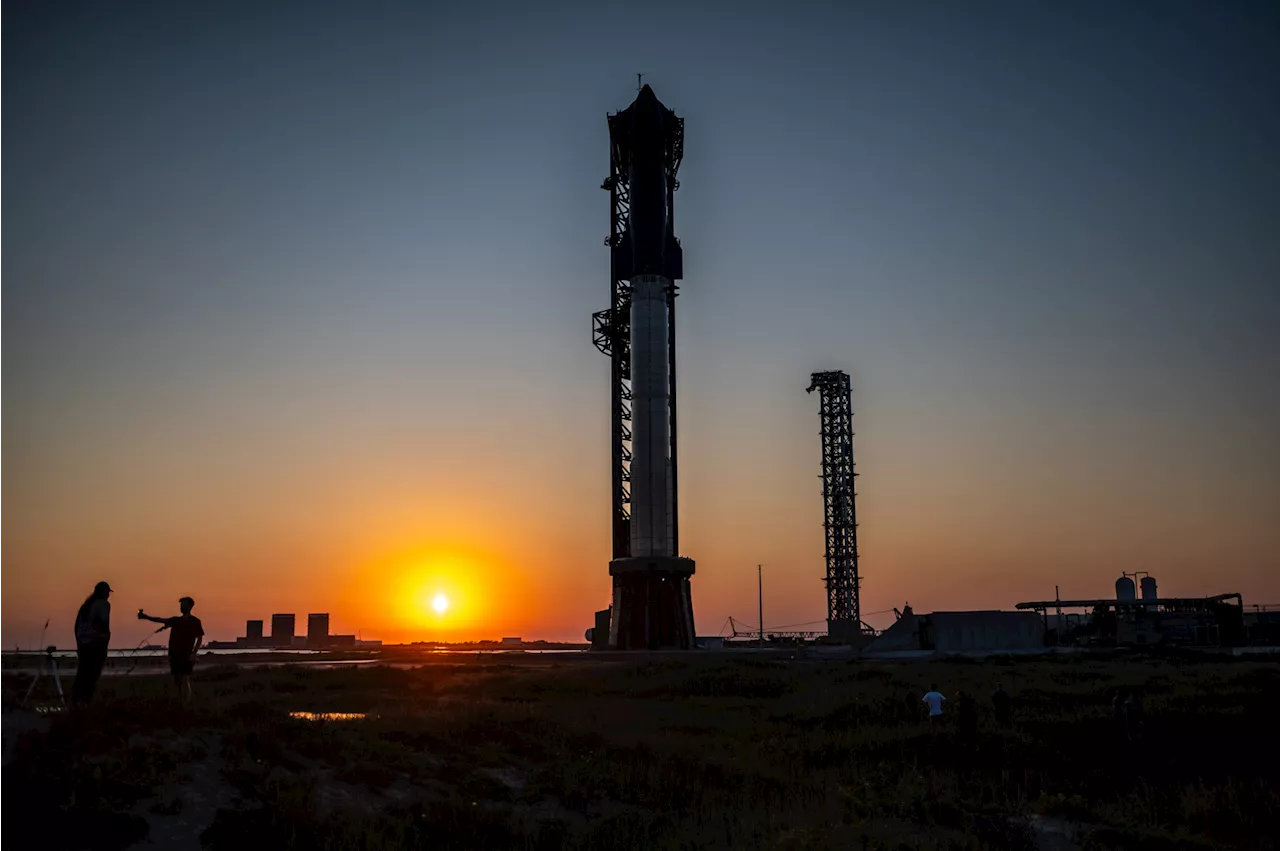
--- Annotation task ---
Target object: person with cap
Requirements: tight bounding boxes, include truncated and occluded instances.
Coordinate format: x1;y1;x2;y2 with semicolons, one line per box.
138;597;205;702
72;581;113;706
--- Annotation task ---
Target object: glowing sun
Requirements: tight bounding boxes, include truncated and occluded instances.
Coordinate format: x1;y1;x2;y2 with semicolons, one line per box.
431;593;449;614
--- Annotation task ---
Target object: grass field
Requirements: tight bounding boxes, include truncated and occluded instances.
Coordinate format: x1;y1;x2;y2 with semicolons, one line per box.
4;652;1277;850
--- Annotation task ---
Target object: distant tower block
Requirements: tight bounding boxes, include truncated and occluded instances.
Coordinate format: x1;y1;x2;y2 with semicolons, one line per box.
592;85;695;649
246;620;264;642
271;613;296;647
807;371;863;639
307;613;330;647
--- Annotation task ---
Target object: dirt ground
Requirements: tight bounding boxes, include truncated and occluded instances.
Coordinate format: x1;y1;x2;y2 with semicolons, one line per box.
3;650;1277;850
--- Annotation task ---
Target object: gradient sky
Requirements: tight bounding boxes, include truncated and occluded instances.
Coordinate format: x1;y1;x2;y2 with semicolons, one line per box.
5;0;1278;647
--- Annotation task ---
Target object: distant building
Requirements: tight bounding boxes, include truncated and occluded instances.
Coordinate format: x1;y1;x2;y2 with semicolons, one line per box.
500;637;522;645
307;613;330;647
271;613;296;647
864;610;1044;656
246;620;264;642
1017;589;1246;648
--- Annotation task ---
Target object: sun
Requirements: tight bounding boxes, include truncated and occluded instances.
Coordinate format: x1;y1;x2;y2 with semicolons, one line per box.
431;593;449;614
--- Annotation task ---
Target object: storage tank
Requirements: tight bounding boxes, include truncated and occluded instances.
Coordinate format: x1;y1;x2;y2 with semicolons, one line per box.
1140;576;1157;601
1116;576;1136;601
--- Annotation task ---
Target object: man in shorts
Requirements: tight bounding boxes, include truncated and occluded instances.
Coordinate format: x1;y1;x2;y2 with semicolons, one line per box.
139;597;205;703
922;683;947;734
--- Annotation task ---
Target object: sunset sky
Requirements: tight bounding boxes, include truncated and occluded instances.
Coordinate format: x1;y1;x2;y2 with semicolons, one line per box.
5;1;1278;648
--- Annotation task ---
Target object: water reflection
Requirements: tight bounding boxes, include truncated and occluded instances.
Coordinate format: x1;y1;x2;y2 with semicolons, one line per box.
288;711;368;721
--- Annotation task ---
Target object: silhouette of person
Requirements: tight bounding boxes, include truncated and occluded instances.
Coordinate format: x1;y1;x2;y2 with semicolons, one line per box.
72;581;112;706
922;683;947;733
991;681;1012;727
139;597;205;702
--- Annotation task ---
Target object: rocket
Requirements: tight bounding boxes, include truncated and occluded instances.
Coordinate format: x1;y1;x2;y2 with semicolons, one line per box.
613;85;681;559
601;85;697;649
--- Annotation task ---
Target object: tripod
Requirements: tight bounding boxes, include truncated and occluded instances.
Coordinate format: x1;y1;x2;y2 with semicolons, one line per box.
22;646;66;709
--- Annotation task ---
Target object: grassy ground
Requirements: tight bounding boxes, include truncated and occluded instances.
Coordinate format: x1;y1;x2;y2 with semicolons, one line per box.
4;652;1277;850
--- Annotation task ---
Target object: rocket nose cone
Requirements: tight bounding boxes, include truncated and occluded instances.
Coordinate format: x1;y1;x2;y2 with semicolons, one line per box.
632;84;667;126
635;84;662;111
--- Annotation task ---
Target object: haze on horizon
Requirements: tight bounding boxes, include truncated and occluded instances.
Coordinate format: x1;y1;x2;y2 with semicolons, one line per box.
4;0;1278;648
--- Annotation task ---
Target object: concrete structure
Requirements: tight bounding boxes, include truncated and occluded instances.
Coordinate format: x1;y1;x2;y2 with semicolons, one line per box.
246;620;263;642
501;637;522;645
307;613;330;647
864;611;1044;655
271;613;295;647
589;608;611;650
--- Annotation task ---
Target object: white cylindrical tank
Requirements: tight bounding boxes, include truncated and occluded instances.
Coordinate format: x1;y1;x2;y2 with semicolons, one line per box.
1140;576;1157;601
1116;576;1136;601
629;274;675;558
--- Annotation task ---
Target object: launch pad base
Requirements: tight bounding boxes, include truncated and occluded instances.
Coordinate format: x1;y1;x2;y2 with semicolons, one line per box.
607;557;696;650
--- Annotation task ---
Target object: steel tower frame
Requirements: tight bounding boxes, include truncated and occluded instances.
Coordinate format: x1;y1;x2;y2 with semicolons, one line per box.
593;110;684;562
806;371;861;634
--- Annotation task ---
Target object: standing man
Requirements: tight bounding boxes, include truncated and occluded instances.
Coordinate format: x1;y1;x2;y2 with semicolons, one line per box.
922;683;947;733
138;597;204;703
73;581;113;706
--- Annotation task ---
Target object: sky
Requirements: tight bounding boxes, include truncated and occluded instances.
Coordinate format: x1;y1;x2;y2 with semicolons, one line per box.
4;0;1278;647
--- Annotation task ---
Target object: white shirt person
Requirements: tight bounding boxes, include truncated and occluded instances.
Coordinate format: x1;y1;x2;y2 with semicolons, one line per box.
922;686;947;718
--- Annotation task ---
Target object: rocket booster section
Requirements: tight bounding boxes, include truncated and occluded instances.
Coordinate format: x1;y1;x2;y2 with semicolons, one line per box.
609;85;683;283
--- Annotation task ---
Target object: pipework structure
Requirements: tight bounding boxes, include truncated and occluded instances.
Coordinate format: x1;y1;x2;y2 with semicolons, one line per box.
592;85;696;649
806;371;862;638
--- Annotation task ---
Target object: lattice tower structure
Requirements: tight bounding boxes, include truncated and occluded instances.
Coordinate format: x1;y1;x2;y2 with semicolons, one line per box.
806;371;861;633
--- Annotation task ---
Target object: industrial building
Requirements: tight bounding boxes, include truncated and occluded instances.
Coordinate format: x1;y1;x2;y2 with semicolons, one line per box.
1244;608;1280;646
864;610;1044;656
307;613;330;647
271;613;295;647
1017;574;1247;647
207;614;361;649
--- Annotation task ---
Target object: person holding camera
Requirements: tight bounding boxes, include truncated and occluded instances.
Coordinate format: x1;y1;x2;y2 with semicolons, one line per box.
138;596;204;703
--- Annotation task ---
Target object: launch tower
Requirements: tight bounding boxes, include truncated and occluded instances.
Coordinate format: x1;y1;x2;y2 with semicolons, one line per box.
806;371;862;639
592;85;696;649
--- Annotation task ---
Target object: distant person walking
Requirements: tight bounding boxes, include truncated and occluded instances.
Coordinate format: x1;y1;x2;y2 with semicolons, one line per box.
72;581;113;706
138;597;205;702
922;684;947;733
991;681;1013;727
